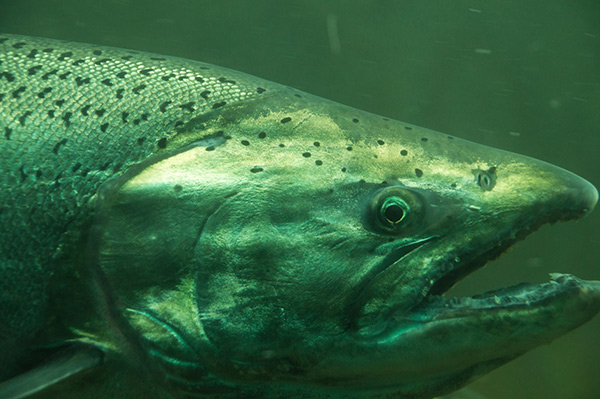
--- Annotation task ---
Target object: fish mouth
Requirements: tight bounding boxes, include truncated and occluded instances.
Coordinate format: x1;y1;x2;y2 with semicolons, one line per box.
396;204;600;329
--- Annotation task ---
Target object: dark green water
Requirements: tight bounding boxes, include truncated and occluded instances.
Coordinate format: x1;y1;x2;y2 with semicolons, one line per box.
1;1;598;398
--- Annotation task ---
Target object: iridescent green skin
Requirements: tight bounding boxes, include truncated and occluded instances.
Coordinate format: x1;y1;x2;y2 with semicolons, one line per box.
1;34;599;399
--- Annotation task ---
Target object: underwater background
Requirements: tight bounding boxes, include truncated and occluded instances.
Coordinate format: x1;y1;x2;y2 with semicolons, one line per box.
1;1;598;398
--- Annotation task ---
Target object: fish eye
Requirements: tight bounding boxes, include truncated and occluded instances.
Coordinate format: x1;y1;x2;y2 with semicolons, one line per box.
370;187;425;234
380;197;408;226
473;167;497;191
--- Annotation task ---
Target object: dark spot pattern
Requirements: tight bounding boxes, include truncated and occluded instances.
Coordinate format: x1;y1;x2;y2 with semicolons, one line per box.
341;167;347;172
346;146;353;151
256;87;266;93
179;102;195;112
13;42;27;49
405;126;412;130
140;68;153;76
4;127;12;140
377;140;385;145
157;138;167;149
132;84;147;94
205;146;215;151
27;65;42;75
174;184;183;192
250;166;264;173
241;140;250;146
159;101;172;112
137;137;146;145
200;90;211;99
75;77;90;86
352;118;359;123
100;123;108;132
415;168;423;178
58;72;71;80
19;111;32;125
55;99;65;107
212;101;226;109
26;49;38;58
116;71;127;79
95;109;105;117
421;137;428;142
0;72;15;81
94;58;110;65
313;141;320;147
315;160;323;166
101;79;113;86
93;50;102;56
81;105;91;116
281;117;292;124
115;88;124;99
57;51;73;61
12;86;26;99
62;112;72;126
258;132;266;139
72;162;82;172
52;138;68;154
400;150;408;156
72;59;84;66
302;152;311;158
47;110;55;118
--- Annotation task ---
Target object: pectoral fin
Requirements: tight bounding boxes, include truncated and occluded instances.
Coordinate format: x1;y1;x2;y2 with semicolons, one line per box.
0;345;103;399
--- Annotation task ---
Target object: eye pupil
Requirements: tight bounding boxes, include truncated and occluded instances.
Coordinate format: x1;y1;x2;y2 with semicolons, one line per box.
384;203;405;224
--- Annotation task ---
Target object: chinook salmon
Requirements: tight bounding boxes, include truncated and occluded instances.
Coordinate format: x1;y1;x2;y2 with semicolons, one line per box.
0;33;598;399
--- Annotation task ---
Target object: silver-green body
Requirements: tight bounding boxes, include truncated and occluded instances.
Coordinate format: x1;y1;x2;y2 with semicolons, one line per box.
0;34;599;399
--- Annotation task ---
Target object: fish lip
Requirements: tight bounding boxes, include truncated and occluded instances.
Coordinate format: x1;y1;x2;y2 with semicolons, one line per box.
423;204;591;300
406;274;600;321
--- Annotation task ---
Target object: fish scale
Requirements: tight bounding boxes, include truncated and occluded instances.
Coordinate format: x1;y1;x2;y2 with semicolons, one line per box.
0;33;276;367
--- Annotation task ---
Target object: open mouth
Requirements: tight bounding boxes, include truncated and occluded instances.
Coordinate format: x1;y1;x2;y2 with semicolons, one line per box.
410;208;596;318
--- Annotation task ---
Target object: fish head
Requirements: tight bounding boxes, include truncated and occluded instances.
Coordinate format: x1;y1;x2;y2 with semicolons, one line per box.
92;94;600;398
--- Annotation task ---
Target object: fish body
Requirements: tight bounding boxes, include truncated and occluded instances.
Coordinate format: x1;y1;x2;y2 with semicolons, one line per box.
0;34;599;398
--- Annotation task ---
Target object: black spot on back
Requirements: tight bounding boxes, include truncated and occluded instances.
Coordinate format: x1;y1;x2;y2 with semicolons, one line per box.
352;118;359;123
281;117;292;124
157;138;167;149
100;123;109;132
58;72;71;80
241;140;250;146
250;166;264;173
201;90;211;99
0;72;15;82
81;105;91;116
400;150;408;156
258;132;266;139
377;140;385;145
212;101;226;109
27;65;42;75
415;168;423;178
132;84;147;94
179;102;195;112
302;152;311;158
19;111;32;125
313;141;320;147
421;137;428;142
160;101;172;112
256;87;266;94
57;51;73;61
52;138;68;154
26;49;38;58
4;127;12;140
37;88;52;99
12;42;27;49
75;77;91;86
116;88;124;99
12;86;26;99
62;112;72;126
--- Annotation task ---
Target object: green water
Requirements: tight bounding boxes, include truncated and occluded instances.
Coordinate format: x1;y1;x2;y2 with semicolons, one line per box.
1;1;598;398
